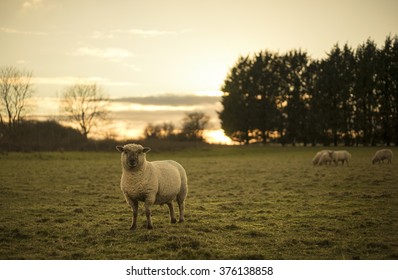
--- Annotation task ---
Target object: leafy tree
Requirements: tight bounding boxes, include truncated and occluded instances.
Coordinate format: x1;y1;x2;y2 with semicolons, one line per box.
217;36;398;146
390;36;398;145
315;44;356;146
282;50;311;146
250;51;282;143
339;44;356;146
305;60;322;146
377;35;398;145
353;39;379;146
219;56;253;144
220;50;312;145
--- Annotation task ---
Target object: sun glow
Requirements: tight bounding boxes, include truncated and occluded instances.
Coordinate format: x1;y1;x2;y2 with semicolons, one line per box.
194;89;223;97
109;101;204;113
203;129;236;145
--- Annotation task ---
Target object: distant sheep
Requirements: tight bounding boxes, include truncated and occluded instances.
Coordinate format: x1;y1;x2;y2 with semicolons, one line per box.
372;149;393;164
331;150;352;166
116;143;188;230
312;150;332;166
318;151;333;166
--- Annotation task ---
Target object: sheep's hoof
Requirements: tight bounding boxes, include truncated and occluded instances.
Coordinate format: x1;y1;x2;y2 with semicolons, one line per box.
147;224;154;230
171;218;177;224
129;224;137;231
178;219;185;223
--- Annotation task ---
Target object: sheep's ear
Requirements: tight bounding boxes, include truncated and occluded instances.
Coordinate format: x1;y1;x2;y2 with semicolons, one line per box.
143;147;151;153
116;146;124;153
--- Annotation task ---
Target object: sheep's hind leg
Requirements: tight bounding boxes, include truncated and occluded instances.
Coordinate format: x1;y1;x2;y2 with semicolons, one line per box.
167;202;177;224
144;200;154;230
177;199;185;223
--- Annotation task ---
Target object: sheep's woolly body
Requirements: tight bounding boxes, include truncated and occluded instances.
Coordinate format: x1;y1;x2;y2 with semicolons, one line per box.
117;143;188;230
120;160;187;205
372;149;393;164
331;150;352;166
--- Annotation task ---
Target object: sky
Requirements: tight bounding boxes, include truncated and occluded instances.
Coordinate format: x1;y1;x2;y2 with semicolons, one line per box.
1;0;397;143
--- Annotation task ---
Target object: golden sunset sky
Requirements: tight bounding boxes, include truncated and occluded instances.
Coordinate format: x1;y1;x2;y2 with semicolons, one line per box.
1;0;397;143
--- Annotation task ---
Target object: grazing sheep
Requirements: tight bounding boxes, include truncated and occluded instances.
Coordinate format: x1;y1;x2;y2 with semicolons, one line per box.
116;143;188;230
312;150;332;166
331;150;352;166
318;151;333;166
372;149;393;164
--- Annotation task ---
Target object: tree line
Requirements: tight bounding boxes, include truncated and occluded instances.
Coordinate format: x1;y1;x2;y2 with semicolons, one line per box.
143;112;210;142
0;66;210;151
219;35;398;146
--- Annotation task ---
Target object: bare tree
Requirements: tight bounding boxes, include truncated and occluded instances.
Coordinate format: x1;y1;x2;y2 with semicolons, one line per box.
60;82;109;139
0;66;34;131
180;111;210;141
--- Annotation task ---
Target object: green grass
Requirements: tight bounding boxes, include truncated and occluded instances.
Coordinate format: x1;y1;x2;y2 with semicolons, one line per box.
0;146;397;259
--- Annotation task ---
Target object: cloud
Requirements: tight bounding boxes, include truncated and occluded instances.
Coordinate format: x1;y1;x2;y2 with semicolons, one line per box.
31;76;91;85
112;28;191;38
73;47;133;61
124;29;177;37
16;59;28;64
20;0;62;13
111;109;192;123
22;0;43;10
0;27;47;36
122;63;141;72
89;31;114;40
69;46;139;70
110;94;221;131
31;76;138;87
87;28;191;41
112;94;220;107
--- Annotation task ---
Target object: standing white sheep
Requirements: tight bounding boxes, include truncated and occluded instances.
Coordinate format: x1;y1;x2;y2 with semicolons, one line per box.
331;150;352;166
116;143;188;230
372;149;393;164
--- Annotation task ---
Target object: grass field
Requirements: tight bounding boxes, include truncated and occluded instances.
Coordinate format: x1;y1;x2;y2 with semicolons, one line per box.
0;146;397;260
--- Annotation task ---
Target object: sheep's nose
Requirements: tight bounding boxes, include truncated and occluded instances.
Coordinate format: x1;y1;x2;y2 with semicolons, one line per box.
128;159;137;167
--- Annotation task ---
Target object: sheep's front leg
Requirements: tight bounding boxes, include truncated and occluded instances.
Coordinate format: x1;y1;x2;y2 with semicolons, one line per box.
167;202;177;224
144;199;155;230
125;196;138;231
130;200;138;230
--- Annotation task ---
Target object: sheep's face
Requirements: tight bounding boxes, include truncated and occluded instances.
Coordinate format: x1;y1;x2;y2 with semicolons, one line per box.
116;144;151;170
